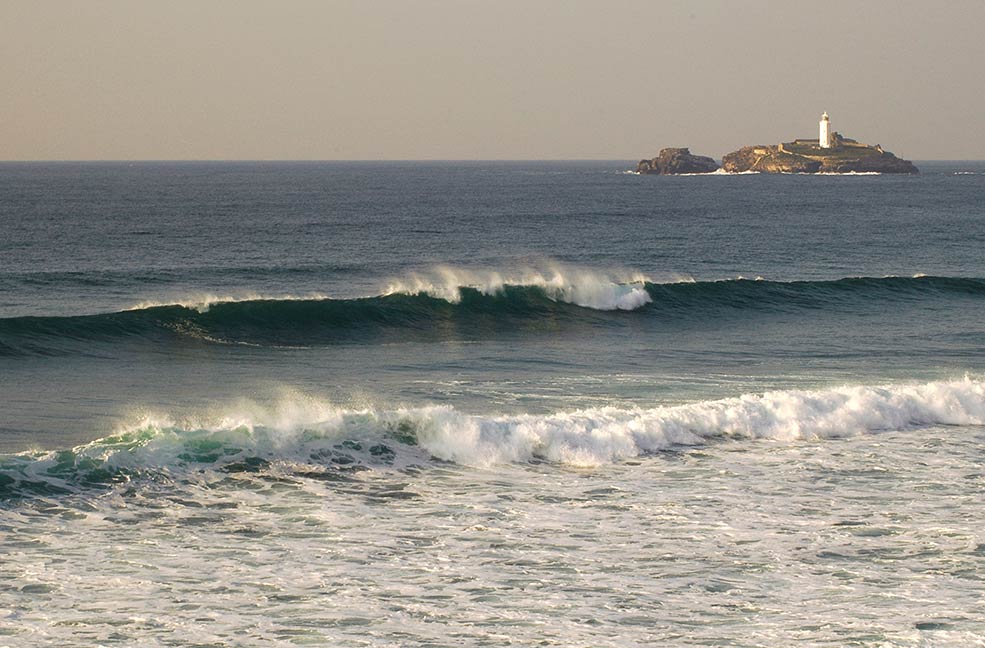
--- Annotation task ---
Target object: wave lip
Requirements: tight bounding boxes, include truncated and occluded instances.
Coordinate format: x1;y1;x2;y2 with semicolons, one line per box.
1;273;984;356
416;377;985;466
382;265;660;311
126;291;332;314
2;378;983;499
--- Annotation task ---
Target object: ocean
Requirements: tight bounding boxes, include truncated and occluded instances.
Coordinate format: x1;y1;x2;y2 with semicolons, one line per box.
1;160;984;646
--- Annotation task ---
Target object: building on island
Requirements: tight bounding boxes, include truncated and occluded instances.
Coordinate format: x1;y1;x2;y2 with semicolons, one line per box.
819;112;831;148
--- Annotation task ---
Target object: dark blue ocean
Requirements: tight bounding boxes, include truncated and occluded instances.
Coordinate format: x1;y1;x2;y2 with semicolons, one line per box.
1;161;984;646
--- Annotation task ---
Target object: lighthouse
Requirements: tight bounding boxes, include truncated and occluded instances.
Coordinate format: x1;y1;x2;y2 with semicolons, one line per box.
819;112;831;148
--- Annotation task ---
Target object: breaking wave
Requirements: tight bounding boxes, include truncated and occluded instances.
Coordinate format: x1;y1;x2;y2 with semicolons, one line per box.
2;378;983;499
1;274;983;356
381;266;658;310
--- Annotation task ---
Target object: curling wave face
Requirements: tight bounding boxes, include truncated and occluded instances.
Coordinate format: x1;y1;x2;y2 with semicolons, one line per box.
3;378;983;499
1;273;983;356
381;265;657;310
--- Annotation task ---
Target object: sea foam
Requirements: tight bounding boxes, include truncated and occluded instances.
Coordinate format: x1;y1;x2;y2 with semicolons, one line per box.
4;378;983;495
412;377;985;465
122;264;686;313
381;264;681;311
127;291;332;313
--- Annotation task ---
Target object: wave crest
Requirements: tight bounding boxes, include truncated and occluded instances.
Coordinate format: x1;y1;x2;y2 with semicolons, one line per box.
127;291;331;313
3;379;983;498
415;377;985;465
2;273;984;356
382;265;666;311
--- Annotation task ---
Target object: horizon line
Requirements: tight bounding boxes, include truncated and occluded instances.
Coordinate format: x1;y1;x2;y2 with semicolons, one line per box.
1;158;982;164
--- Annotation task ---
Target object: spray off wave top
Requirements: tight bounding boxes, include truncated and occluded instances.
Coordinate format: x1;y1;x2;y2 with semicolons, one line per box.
381;265;659;311
1;267;983;356
2;378;984;500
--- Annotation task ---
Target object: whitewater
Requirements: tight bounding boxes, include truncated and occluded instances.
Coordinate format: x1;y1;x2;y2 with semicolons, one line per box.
2;160;985;646
4;378;984;496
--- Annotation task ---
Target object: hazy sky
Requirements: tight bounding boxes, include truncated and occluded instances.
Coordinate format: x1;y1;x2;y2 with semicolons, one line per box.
2;1;984;160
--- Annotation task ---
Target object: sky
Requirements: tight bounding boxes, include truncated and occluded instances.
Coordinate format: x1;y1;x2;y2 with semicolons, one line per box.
2;0;984;160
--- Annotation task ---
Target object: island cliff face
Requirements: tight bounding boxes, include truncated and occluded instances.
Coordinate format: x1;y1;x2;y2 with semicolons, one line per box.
721;134;917;174
637;148;720;175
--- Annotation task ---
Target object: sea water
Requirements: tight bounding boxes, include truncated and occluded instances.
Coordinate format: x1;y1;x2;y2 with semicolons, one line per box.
1;161;984;646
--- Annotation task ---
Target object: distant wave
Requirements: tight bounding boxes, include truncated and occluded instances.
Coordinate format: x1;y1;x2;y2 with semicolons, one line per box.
3;378;983;499
126;291;333;313
1;274;983;356
381;265;661;310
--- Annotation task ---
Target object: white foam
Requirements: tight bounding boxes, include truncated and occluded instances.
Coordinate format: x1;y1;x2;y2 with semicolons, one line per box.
16;378;984;475
635;168;757;176
816;171;883;176
127;291;330;313
122;264;694;313
414;377;985;466
381;263;685;311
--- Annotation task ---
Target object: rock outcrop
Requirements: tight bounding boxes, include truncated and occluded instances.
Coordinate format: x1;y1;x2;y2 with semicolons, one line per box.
637;148;719;175
721;146;821;173
721;135;917;174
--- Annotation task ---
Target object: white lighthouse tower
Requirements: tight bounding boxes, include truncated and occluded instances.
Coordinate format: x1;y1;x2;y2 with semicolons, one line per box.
819;112;831;148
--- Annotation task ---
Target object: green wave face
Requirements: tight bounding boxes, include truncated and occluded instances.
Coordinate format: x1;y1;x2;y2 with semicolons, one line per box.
1;276;983;356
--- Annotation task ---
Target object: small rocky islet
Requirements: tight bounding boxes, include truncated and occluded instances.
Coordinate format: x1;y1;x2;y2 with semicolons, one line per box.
636;113;918;175
635;148;720;175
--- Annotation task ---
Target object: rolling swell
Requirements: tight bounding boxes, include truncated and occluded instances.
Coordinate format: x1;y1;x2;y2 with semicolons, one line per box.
2;378;983;501
1;275;983;356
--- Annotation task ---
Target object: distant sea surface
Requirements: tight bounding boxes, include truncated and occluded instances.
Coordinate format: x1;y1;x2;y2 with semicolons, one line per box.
2;161;984;646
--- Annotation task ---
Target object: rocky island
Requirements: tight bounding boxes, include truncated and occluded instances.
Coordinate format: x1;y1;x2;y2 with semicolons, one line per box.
636;112;918;175
721;133;917;174
637;148;719;175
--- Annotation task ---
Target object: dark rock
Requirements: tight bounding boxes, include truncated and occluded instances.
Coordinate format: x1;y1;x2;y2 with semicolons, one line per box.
722;146;821;173
637;148;720;175
817;149;918;173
